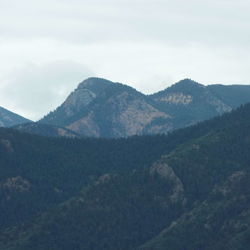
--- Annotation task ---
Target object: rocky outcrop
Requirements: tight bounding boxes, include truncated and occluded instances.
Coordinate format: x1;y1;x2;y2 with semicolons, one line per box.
67;112;100;137
1;176;31;193
150;162;184;203
40;78;172;137
155;93;193;105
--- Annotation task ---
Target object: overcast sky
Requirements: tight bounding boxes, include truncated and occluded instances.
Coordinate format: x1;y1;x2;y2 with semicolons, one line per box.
0;0;250;120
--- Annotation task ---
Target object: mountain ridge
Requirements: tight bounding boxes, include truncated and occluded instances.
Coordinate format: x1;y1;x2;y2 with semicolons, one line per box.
39;77;250;137
13;123;81;138
40;77;172;137
0;106;31;127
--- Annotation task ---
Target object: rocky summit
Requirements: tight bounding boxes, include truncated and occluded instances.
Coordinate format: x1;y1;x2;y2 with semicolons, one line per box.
39;77;171;137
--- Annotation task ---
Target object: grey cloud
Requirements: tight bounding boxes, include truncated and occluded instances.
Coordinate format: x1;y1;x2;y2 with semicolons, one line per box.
0;61;92;120
0;0;249;47
0;0;249;119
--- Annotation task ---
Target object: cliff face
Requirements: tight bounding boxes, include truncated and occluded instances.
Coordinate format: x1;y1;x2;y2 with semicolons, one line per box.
40;77;172;137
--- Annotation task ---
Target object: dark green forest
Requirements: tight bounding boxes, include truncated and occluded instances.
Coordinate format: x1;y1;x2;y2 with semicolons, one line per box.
1;103;250;249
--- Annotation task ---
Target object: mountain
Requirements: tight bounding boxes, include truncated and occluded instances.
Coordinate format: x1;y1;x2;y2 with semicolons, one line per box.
1;103;250;249
39;77;250;137
39;77;171;137
208;84;250;108
150;79;234;129
13;123;81;138
0;106;31;127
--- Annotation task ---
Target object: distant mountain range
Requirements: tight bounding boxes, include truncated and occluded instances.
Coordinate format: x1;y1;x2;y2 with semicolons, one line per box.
0;106;30;127
39;77;250;137
2;77;250;138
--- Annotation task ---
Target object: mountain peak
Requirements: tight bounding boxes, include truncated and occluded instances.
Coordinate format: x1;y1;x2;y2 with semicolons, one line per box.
78;77;114;89
150;79;204;99
163;79;205;94
173;78;204;88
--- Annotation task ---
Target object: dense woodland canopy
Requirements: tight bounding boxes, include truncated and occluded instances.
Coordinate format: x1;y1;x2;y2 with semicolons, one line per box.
0;103;250;249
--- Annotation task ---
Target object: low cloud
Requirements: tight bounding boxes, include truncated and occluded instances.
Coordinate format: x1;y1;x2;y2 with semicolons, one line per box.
0;0;249;119
1;0;249;47
0;61;92;120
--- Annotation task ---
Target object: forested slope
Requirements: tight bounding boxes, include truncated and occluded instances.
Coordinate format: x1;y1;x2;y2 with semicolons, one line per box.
1;104;250;249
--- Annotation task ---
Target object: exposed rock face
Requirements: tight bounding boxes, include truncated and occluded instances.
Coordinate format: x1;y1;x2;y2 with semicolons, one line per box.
0;107;30;127
207;97;232;113
111;93;170;137
150;162;184;203
40;77;172;137
154;89;232;113
0;176;31;203
155;93;193;105
1;176;31;193
67;112;100;137
39;77;250;138
150;79;236;129
214;170;247;196
63;88;96;116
